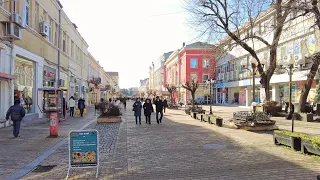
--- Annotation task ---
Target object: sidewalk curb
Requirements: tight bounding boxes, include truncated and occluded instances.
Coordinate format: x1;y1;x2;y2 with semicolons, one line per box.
6;117;97;180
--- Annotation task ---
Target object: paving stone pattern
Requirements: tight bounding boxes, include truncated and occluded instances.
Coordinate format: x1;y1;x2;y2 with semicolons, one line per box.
0;107;97;180
17;102;320;179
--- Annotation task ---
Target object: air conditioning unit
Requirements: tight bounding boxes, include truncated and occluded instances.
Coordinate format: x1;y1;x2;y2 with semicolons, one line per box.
294;54;304;65
4;23;21;40
11;13;24;28
39;22;50;36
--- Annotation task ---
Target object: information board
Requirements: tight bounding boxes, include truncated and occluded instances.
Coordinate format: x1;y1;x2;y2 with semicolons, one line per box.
67;130;99;179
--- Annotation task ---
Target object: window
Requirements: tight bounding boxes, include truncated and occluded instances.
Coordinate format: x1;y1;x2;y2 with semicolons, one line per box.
190;73;198;82
0;0;3;7
49;19;53;42
71;41;74;58
62;32;66;52
25;6;29;25
54;24;58;46
190;58;198;68
203;59;209;68
13;0;16;13
203;74;209;83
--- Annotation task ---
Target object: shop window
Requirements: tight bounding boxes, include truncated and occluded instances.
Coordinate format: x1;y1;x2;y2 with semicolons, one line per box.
190;58;198;68
14;58;35;114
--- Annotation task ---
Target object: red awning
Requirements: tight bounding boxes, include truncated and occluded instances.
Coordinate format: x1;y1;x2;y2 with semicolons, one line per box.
0;72;14;80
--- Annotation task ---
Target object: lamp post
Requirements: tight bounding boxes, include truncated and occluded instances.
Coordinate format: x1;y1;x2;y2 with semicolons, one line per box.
278;59;294;132
207;78;215;114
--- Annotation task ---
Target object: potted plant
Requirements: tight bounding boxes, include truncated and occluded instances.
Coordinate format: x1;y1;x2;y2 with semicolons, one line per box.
273;130;305;151
97;102;122;123
263;101;281;116
301;136;320;155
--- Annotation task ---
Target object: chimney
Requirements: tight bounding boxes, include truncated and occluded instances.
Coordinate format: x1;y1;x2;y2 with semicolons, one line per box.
183;42;185;47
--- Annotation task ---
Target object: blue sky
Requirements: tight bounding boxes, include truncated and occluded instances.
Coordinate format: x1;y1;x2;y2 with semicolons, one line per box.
60;0;200;88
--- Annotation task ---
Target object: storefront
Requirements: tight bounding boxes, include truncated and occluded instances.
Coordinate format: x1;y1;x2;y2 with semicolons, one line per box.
12;45;44;120
214;82;228;104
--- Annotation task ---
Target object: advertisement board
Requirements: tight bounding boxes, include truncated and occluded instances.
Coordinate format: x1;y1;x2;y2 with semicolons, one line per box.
66;130;99;179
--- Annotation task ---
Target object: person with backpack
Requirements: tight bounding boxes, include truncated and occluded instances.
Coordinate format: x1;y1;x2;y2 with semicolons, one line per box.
6;99;26;138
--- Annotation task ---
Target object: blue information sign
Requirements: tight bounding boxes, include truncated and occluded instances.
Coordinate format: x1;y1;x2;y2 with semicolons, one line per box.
69;130;99;167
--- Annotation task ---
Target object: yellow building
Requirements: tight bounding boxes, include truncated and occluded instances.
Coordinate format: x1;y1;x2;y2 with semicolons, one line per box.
0;0;89;123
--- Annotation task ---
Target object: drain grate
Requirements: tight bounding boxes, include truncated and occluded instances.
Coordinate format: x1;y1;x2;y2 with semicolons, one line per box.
32;165;57;173
204;143;225;150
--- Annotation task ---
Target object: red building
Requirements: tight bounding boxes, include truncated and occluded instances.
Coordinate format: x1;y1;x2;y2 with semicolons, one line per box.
164;42;216;104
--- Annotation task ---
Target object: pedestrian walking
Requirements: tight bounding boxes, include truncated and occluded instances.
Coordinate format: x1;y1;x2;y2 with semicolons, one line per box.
78;98;86;117
163;99;168;113
143;99;154;124
69;96;75;117
154;96;164;124
133;98;142;124
5;99;26;138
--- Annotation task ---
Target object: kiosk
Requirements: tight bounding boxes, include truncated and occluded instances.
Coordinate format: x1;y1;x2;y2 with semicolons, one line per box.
37;88;67;137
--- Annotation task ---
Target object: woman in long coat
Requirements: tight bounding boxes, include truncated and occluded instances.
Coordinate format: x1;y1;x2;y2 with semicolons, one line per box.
133;98;142;124
143;99;154;124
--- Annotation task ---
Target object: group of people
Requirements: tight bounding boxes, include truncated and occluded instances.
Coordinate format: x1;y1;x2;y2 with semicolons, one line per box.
132;96;168;125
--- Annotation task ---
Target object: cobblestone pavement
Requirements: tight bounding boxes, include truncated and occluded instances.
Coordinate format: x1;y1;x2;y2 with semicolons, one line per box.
19;102;320;180
0;107;97;180
201;105;320;136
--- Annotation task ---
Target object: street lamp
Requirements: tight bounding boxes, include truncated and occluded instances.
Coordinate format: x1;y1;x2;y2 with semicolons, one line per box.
206;78;215;114
277;58;295;132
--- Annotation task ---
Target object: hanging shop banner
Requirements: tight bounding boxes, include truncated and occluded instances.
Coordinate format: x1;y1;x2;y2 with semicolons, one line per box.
67;130;99;179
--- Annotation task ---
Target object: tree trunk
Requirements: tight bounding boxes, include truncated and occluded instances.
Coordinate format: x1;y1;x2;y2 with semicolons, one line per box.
192;92;195;110
299;56;320;112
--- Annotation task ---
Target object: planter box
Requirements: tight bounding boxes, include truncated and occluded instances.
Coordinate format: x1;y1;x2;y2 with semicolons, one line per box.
216;118;223;127
97;116;121;123
301;139;320;155
300;113;313;122
274;132;301;151
264;106;282;116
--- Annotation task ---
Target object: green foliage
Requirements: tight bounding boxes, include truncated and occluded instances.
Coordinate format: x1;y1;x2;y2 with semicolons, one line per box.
264;101;278;106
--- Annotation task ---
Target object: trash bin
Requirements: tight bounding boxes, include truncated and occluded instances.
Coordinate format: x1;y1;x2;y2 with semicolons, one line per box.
216;118;223;127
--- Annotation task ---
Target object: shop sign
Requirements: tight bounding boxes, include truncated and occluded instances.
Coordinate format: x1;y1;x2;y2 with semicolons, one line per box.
43;66;56;80
213;82;226;88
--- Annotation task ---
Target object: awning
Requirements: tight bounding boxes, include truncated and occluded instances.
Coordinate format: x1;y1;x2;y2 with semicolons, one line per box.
0;72;14;80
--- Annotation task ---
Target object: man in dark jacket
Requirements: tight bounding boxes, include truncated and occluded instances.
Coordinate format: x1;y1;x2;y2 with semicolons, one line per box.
154;96;164;124
6;99;26;137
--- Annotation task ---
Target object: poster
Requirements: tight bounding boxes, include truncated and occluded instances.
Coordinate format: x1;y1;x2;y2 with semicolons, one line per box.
69;130;99;167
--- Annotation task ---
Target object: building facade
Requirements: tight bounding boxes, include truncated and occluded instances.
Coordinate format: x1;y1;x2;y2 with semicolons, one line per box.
152;51;173;94
214;8;319;109
0;0;110;128
164;42;215;104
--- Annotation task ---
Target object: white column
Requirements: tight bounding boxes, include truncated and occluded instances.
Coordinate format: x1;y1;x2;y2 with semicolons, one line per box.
228;88;232;104
215;88;218;104
246;86;252;107
272;84;280;102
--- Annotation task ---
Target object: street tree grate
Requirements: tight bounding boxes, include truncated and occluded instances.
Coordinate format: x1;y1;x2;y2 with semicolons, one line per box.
204;143;225;150
32;165;57;173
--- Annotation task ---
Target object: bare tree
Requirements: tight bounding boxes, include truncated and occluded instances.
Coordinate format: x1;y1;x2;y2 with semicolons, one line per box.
182;80;199;110
185;0;294;100
165;84;177;103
